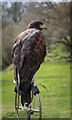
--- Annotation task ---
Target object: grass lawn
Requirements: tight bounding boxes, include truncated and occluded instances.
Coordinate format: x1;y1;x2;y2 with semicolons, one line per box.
2;62;70;119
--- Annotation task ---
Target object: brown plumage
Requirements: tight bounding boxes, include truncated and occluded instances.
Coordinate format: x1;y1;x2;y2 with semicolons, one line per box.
12;20;47;106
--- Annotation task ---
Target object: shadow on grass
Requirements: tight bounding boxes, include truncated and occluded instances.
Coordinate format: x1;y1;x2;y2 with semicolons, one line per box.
2;112;16;119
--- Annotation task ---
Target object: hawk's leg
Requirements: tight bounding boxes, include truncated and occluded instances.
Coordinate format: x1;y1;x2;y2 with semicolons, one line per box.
14;65;18;82
14;66;21;94
31;83;40;95
31;74;39;95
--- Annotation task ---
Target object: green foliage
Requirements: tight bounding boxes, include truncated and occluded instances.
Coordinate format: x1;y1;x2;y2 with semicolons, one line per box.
2;62;70;118
45;42;70;62
2;49;12;69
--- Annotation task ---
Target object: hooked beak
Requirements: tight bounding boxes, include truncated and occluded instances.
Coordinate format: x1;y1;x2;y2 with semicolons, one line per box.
40;24;47;30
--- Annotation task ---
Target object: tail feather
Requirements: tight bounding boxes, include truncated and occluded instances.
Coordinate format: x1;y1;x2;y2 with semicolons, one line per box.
21;85;31;106
19;67;33;106
21;93;26;106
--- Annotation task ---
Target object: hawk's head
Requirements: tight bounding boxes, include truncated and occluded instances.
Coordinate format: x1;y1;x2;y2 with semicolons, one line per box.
27;20;47;30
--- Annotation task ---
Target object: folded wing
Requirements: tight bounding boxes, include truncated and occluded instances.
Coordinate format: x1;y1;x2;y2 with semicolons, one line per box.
12;29;46;91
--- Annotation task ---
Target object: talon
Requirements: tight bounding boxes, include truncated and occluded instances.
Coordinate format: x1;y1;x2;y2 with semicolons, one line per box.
24;103;31;111
28;103;32;108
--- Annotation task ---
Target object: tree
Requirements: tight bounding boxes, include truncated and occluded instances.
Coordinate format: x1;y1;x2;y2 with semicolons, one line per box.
2;2;24;23
1;2;71;68
21;2;70;45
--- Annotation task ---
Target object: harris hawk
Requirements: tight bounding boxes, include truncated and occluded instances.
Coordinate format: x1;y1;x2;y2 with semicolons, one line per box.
12;20;47;107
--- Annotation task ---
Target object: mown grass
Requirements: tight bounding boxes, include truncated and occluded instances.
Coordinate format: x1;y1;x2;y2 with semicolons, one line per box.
2;62;70;119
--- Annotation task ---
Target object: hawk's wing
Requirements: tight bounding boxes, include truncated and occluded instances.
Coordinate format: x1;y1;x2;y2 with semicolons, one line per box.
12;29;46;84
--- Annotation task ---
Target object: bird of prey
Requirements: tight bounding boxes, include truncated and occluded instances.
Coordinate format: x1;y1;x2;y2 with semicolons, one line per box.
12;20;47;107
